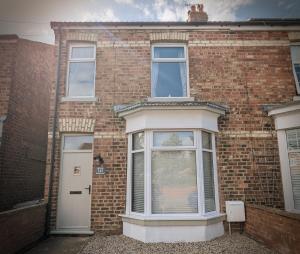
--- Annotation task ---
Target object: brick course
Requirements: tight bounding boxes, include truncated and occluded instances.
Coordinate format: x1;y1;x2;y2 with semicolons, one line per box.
47;28;297;232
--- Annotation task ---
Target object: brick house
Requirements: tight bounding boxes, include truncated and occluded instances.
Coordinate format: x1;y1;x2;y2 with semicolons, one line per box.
0;35;54;253
46;5;300;250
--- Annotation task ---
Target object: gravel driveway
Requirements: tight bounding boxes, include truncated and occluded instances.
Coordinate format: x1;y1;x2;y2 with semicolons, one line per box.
81;233;275;254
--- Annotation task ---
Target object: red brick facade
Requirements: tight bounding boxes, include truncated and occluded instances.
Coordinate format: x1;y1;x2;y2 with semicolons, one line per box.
46;25;298;233
0;36;55;211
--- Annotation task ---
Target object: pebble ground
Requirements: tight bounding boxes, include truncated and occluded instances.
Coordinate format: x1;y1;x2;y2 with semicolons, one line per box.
81;233;275;254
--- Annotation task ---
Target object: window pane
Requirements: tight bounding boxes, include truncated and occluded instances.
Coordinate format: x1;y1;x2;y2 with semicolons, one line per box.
287;129;300;150
71;47;95;59
154;47;185;58
132;152;144;213
288;152;300;210
287;128;300;210
68;62;95;97
152;62;187;97
132;132;144;150
152;151;198;214
203;151;216;212
294;64;300;83
291;46;300;62
64;136;93;150
202;132;212;149
153;131;194;147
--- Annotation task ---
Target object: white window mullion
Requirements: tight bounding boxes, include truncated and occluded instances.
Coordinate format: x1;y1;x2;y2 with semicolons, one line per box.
145;131;152;216
126;134;132;215
212;133;220;213
197;130;205;215
198;131;205;215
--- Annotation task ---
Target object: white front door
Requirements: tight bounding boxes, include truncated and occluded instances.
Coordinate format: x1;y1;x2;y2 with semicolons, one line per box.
57;135;93;233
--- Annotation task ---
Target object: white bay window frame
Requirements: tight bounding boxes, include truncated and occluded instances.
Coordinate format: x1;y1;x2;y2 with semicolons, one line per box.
126;129;220;219
269;102;300;214
151;44;190;99
65;44;96;99
119;103;226;242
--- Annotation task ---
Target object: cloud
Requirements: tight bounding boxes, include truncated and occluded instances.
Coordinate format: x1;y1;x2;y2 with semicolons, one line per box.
81;8;119;22
153;0;188;21
114;0;135;4
149;0;255;21
201;0;255;21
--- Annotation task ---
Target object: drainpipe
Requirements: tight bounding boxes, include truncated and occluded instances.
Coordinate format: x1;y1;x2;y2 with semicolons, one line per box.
45;25;62;236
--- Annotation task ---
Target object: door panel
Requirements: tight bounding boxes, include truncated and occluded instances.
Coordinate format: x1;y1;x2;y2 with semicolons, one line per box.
57;152;93;231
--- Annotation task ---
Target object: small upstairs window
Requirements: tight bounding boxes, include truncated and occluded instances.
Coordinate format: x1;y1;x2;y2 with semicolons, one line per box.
67;44;96;98
291;45;300;94
152;45;188;98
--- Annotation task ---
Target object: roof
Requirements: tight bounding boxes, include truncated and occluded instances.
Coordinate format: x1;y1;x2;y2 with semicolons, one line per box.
114;101;228;117
50;19;300;29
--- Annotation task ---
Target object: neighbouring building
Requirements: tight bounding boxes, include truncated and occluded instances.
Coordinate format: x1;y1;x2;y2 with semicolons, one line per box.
0;35;55;254
46;4;300;252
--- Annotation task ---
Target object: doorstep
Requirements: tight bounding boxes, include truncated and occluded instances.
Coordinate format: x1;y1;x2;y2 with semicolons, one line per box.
50;230;94;235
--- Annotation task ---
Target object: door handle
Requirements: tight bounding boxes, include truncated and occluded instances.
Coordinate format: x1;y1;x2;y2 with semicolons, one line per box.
85;185;91;194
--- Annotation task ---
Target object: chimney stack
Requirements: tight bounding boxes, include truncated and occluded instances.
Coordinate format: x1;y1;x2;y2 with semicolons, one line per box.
187;4;208;22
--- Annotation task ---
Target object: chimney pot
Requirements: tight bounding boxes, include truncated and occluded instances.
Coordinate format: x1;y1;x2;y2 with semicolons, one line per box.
187;3;208;22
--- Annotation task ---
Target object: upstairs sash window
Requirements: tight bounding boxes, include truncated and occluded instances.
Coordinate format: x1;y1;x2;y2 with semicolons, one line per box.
291;46;300;94
67;45;96;97
152;45;188;98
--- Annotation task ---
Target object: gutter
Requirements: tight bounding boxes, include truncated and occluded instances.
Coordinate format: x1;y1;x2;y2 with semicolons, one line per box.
45;25;62;236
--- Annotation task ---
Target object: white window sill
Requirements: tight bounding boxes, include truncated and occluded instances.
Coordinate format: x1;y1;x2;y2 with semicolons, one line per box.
120;212;224;221
147;97;195;102
61;97;99;102
293;96;300;101
120;213;225;226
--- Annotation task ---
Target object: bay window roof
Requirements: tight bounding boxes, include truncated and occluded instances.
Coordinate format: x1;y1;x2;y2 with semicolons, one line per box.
114;100;227;134
114;101;228;117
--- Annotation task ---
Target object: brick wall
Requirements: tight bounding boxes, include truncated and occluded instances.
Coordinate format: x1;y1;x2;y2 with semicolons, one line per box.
46;28;297;232
0;202;46;254
0;38;55;211
245;204;300;254
0;36;17;116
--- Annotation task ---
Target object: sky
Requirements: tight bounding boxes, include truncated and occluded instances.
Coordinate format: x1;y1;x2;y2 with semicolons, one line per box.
0;0;299;44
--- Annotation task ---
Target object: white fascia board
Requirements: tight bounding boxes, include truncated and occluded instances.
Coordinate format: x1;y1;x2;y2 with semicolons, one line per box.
268;103;300;130
118;105;226;118
123;108;223;133
268;103;300;117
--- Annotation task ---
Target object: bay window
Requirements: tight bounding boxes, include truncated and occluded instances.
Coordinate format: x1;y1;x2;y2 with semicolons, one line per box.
152;45;188;98
129;130;218;216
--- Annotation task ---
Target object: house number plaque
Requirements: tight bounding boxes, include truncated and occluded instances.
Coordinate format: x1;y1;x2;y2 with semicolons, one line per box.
96;166;106;175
